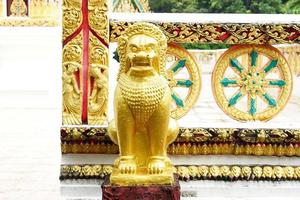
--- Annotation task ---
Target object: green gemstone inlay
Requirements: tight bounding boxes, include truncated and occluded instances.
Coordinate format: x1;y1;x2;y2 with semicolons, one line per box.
264;60;278;73
172;59;186;73
249;98;257;115
250;51;258;67
172;93;184;107
220;78;237;87
269;80;286;87
230;58;244;72
177;80;193;87
263;93;277;107
228;92;243;106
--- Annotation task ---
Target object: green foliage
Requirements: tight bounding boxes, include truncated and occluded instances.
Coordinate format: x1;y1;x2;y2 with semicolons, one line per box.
197;0;248;13
149;0;298;49
181;43;231;50
150;0;295;14
149;0;175;13
285;0;300;13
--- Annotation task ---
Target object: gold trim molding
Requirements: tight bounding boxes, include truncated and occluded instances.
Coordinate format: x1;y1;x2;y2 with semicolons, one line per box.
110;22;300;44
60;164;300;181
0;18;59;26
61;127;300;156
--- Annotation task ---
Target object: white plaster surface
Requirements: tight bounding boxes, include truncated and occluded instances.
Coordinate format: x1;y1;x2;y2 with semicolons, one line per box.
0;27;62;199
62;154;300;166
108;43;300;129
1;26;300;200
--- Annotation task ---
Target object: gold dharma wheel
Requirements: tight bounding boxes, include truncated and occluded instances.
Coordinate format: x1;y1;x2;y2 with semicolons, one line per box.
166;43;201;119
212;44;293;122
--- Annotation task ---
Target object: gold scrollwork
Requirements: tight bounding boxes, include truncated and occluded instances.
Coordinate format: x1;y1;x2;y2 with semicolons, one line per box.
63;0;82;41
62;33;83;125
110;22;300;45
61;127;300;156
88;0;109;44
266;25;300;44
88;33;108;125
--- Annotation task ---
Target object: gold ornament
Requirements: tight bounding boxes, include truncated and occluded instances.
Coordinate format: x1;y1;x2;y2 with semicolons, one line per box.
60;164;300;181
0;18;59;26
212;44;293;122
63;0;82;41
108;22;179;185
110;22;300;45
0;1;3;17
88;0;109;44
88;34;108;125
62;34;83;125
10;0;27;16
166;43;201;119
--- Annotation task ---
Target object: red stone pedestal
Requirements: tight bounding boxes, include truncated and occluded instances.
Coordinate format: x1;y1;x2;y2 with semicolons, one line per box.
101;174;181;200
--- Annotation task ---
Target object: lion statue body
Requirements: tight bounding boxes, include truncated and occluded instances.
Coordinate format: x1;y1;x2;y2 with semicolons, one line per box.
108;23;179;185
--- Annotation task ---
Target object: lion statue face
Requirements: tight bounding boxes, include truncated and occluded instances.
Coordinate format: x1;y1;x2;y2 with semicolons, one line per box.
117;23;168;79
126;34;159;73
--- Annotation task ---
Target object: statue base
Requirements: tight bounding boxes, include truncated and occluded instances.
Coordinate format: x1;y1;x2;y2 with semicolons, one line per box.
101;174;180;200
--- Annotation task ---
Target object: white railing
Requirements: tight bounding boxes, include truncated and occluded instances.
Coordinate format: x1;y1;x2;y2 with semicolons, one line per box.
189;44;300;76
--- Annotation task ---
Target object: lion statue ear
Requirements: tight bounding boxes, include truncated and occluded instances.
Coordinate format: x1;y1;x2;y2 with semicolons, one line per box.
117;36;129;80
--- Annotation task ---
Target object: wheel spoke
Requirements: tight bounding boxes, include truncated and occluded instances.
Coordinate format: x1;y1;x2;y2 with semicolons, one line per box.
228;90;245;107
249;96;257;116
263;59;278;73
176;79;193;88
260;92;277;107
230;58;244;73
250;50;258;67
266;79;286;88
170;59;186;74
220;77;239;87
171;91;184;108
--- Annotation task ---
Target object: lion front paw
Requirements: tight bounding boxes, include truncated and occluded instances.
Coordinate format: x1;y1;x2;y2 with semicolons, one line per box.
148;156;166;174
118;156;136;174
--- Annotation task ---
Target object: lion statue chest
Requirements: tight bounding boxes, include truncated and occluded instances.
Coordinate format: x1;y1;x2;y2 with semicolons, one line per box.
118;73;169;125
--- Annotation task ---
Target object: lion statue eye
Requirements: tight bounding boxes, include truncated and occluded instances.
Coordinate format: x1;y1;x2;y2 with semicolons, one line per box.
131;47;138;52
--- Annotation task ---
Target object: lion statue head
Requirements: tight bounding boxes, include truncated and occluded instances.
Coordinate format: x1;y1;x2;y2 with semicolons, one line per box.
117;22;168;79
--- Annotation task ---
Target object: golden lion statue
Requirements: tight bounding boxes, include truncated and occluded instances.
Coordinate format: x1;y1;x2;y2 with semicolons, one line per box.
108;22;179;185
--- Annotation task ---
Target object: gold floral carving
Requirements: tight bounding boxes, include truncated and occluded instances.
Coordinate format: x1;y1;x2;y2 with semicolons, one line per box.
88;33;108;125
10;0;27;17
61;127;300;156
62;33;83;125
110;22;300;45
88;0;108;44
63;0;82;41
61;142;300;156
60;164;300;181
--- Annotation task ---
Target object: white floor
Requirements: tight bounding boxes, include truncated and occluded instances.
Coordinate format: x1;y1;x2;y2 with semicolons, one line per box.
1;27;300;199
